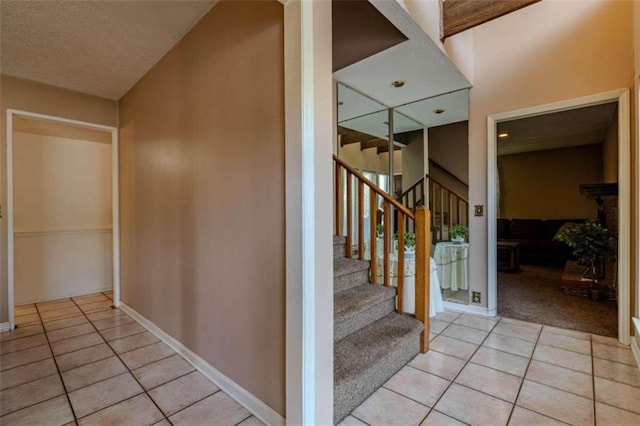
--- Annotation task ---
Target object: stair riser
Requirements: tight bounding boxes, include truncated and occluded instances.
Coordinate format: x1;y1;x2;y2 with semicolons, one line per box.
334;329;421;423
334;269;369;293
334;243;346;259
334;297;395;342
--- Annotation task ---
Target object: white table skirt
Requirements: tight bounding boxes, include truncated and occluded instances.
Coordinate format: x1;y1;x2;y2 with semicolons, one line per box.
434;242;469;291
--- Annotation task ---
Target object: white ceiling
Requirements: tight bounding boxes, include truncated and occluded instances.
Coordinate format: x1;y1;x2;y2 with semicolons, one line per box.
333;0;471;109
497;103;618;156
0;0;218;100
396;89;469;128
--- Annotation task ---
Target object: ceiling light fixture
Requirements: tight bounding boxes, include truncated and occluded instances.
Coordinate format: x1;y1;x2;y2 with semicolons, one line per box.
498;132;509;138
391;80;405;88
434;108;445;114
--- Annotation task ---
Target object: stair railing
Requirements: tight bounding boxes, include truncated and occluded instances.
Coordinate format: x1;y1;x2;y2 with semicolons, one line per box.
334;155;431;352
399;174;469;242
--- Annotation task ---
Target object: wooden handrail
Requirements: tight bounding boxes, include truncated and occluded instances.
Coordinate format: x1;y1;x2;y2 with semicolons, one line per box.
334;155;415;219
334;156;430;353
400;174;469;205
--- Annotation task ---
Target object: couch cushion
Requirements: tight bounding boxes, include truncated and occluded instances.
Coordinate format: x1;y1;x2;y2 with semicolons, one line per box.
497;219;510;239
509;219;543;241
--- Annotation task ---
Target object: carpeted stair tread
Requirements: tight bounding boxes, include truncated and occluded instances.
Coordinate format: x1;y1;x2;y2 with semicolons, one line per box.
334;257;370;276
334;235;346;245
334;313;423;423
334;284;397;341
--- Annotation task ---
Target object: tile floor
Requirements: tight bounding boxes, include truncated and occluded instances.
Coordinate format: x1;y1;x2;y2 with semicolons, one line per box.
0;292;264;426
342;311;640;426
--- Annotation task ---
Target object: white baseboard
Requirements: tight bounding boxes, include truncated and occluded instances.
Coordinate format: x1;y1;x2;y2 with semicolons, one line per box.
444;301;491;316
632;318;640;370
119;303;284;426
0;322;11;332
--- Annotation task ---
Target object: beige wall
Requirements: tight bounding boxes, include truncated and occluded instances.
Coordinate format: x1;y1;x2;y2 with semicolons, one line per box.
498;145;602;220
118;0;285;415
0;75;117;322
603;114;618;183
436;0;635;306
401;132;424;192
633;0;639;337
427;121;469;199
339;143;402;176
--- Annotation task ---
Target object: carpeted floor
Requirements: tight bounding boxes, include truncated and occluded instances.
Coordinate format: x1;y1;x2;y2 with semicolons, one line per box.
498;265;618;337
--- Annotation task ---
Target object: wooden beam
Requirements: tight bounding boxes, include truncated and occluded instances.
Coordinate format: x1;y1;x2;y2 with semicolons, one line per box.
442;0;541;39
338;126;380;146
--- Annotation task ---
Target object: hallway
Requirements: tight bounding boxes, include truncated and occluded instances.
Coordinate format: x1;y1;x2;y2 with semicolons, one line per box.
0;293;263;425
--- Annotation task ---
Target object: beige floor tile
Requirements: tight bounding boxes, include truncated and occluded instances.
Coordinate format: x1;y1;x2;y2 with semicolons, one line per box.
500;318;542;330
46;323;95;343
420;410;466;426
62;356;128;391
237;416;266;426
91;315;135;331
508;406;566;425
51;332;104;356
429;335;478;361
453;314;499;332
69;372;142;418
429;332;437;342
109;331;159;354
56;343;115;372
121;341;176;370
434;311;462;323
409;349;466;380
591;334;627;347
470;347;529;377
73;294;110;305
0;324;44;342
43;316;89;332
152;420;171;426
594;377;640;414
384;366;450;407
79;300;113;314
0;374;65;415
169;392;251;426
482;333;536;358
435;383;512;425
15;313;40;326
351;387;429;426
543;325;590;341
338;415;368;426
441;324;489;345
86;309;125;322
36;300;74;312
592;342;636;366
39;307;82;321
14;305;37;316
133;354;195;390
525;360;593;399
594;357;640;388
429;319;450;334
77;393;164;425
455;363;522;403
0;358;58;390
148;370;219;416
532;344;592;374
516;380;593;425
492;322;540;342
0;333;47;355
0;394;74;426
537;330;591;355
595;402;640;425
1;344;52;371
100;323;145;341
103;291;114;300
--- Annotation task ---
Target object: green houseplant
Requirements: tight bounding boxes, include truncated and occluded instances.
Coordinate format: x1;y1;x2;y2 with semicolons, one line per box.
450;224;469;243
555;221;616;281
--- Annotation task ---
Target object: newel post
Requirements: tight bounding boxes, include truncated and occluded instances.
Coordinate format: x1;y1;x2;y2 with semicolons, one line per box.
415;206;431;353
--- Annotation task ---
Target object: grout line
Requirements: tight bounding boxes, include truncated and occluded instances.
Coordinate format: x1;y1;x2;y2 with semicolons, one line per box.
68;298;172;424
351;413;374;426
161;389;221;421
0;371;59;393
51;341;106;357
33;303;79;423
73;389;146;421
591;336;597;423
108;329;153;345
0;393;72;420
233;413;253;426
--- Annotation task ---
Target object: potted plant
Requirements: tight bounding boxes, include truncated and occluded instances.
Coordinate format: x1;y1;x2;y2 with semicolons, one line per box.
392;231;416;257
376;224;384;239
450;224;469;244
555;220;616;301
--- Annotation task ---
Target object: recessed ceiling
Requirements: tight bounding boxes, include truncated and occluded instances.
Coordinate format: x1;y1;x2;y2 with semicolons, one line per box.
0;0;218;100
497;102;618;156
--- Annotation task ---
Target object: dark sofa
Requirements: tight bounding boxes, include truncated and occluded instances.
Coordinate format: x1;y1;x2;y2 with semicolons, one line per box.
497;218;588;266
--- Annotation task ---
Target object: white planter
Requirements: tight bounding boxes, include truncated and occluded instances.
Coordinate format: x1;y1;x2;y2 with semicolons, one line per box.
451;236;465;244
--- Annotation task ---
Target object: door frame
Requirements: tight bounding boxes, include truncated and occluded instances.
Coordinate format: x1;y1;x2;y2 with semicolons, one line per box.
486;89;632;344
6;109;120;330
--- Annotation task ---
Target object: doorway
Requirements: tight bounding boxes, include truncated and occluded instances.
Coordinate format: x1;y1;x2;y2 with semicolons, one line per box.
487;89;631;344
6;110;120;330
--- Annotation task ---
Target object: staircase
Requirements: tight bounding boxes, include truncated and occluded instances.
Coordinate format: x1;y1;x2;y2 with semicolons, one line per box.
333;235;423;423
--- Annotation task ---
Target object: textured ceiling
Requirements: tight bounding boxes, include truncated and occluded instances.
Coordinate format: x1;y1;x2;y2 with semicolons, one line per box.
497;102;618;156
0;0;217;100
